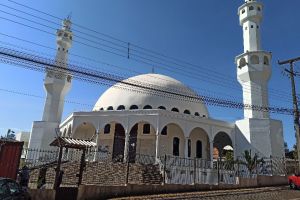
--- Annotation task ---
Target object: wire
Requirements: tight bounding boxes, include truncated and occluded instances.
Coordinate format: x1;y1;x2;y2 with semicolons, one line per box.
0;2;293;102
0;46;294;115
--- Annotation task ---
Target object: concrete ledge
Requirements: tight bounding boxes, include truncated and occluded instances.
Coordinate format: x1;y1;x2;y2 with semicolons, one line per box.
28;189;56;200
28;176;288;200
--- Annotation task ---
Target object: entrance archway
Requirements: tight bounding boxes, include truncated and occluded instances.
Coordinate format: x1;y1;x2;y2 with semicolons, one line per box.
213;132;233;159
189;127;210;160
112;123;126;161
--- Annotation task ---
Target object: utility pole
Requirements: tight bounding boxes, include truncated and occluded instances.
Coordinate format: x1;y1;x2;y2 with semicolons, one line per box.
278;57;300;172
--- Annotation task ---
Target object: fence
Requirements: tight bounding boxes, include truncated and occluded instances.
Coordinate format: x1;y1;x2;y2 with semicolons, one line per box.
19;148;289;189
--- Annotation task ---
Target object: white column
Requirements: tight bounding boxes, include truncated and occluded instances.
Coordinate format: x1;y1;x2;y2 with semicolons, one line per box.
155;115;160;162
123;130;129;163
123;117;130;163
93;127;100;162
210;140;214;168
185;137;189;158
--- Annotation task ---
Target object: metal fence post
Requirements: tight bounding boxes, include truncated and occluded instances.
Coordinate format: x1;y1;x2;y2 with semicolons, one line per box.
270;155;273;176
125;160;130;186
217;158;220;185
193;157;196;185
163;154;167;185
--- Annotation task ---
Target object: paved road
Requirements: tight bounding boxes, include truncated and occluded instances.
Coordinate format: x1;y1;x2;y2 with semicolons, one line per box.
111;186;300;200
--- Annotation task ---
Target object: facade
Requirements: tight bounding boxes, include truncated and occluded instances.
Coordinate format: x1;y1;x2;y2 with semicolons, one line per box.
15;131;30;149
29;0;285;162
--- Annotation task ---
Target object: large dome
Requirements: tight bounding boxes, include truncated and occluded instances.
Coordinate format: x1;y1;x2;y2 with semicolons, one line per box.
93;73;209;117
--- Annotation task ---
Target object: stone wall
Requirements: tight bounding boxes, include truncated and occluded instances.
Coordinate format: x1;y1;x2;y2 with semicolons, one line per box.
28;161;162;189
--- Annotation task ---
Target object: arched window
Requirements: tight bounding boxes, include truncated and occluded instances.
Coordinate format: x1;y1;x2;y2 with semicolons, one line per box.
107;106;113;110
104;124;110;134
196;140;202;158
184;110;191;114
239;58;246;68
99;108;104;111
171;107;179;112
161;126;168;135
188;139;191;158
264;56;269;65
117;105;125;110
158;106;166;110
249;6;254;11
250;55;259;64
173;137;180;156
143;124;151;134
257;6;261;11
130;105;138;110
195;112;200;116
241;9;245;14
143;105;152;109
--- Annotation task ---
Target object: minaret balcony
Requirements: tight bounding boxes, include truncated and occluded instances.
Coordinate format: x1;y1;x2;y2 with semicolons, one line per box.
238;1;263;25
236;51;271;82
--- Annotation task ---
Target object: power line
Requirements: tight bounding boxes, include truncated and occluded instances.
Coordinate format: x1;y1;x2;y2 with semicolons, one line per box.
0;46;294;115
0;15;292;104
0;2;293;102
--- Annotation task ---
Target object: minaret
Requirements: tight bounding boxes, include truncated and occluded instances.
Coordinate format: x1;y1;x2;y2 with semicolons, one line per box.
42;17;73;123
236;0;271;119
235;0;284;157
28;17;73;150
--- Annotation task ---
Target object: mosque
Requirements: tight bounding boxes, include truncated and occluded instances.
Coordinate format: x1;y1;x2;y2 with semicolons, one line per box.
28;0;285;162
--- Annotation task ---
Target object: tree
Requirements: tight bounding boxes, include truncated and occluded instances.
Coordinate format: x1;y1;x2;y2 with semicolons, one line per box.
240;150;264;177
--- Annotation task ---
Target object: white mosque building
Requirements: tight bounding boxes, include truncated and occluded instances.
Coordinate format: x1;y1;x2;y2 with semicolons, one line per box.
28;0;285;162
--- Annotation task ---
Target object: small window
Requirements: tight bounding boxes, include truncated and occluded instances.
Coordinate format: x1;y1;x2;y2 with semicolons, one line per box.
188;139;191;158
100;108;104;110
202;115;206;117
184;110;191;114
143;105;152;109
70;36;73;40
171;107;179;112
130;105;138;110
249;6;254;11
161;126;168;135
107;106;113;110
257;25;259;29
117;105;125;110
158;106;166;110
239;58;246;68
195;112;200;116
257;7;261;11
196;140;202;158
173;137;180;156
264;56;269;65
242;9;245;14
143;124;151;134
250;55;259;64
104;124;110;134
251;25;254;28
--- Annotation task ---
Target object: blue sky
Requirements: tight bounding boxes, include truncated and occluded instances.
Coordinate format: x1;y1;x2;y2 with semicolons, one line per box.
0;0;299;149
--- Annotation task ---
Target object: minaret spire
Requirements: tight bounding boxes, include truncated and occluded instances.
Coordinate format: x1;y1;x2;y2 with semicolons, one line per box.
236;0;270;119
42;17;73;122
28;16;73;150
235;1;284;158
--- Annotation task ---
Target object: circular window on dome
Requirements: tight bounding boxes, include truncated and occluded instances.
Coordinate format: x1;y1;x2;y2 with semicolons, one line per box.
130;105;138;110
184;110;191;114
171;107;179;112
117;105;125;110
143;105;152;109
158;106;166;110
107;106;113;110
